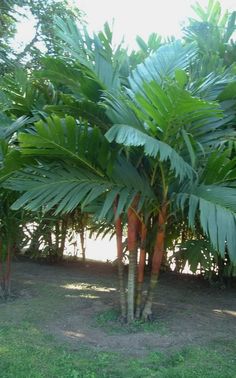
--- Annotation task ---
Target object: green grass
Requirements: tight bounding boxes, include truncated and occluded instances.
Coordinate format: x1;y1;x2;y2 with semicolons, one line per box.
1;263;235;378
0;322;236;378
95;308;167;335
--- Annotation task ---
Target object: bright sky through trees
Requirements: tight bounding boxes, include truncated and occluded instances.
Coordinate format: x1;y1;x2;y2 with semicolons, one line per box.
16;0;235;51
76;0;235;47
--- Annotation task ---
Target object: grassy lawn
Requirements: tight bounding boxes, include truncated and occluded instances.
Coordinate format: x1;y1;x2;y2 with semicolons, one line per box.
1;262;236;378
1;320;236;377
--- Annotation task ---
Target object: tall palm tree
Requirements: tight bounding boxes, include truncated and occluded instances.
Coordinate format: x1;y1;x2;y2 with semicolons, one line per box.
2;11;236;320
104;37;236;318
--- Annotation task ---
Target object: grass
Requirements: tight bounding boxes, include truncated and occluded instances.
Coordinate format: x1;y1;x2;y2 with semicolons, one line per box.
95;308;167;335
0;322;236;378
1;261;236;377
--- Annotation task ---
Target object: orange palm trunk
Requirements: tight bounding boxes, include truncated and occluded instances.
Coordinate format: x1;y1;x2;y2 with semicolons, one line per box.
114;199;126;319
135;222;147;318
127;198;140;322
142;203;167;320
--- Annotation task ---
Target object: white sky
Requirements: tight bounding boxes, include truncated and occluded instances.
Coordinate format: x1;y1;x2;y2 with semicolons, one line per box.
16;0;235;51
75;0;235;48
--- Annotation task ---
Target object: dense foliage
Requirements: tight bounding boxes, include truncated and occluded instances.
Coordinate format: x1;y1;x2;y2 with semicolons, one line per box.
0;0;235;320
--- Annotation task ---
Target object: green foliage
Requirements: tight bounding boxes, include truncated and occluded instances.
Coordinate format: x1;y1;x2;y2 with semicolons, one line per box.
184;0;236;68
177;182;236;262
106;124;194;181
129;41;198;92
53;16;126;92
172;238;236;283
0;0;236;293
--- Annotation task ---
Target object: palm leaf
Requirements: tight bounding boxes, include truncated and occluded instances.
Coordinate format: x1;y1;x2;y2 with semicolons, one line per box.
44;95;110;130
53;17;122;92
0;115;33;140
105;124;194;181
4;159;154;219
17;115;114;176
128;41;198;93
177;183;236;262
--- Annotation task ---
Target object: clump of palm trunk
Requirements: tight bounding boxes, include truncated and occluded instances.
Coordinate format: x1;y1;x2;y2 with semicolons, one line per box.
114;198;167;323
114;199;126;320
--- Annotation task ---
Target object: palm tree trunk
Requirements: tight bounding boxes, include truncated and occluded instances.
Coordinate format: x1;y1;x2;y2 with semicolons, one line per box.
79;229;86;262
114;214;126;319
135;222;147;319
127;201;139;322
59;217;68;260
127;249;137;322
142;203;167;320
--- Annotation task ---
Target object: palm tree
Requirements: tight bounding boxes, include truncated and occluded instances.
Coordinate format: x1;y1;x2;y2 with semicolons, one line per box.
104;37;236;318
1;10;236;320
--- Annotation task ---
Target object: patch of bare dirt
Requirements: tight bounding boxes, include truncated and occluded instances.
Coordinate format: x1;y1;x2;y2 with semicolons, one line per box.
7;260;236;356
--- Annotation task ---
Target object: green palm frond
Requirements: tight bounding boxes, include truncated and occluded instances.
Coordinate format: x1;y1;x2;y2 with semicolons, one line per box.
131;81;222;138
18;115;114;176
53;17;122;92
105;124;194;181
105;78;224;177
128;41;198;93
0;115;32;140
0;68;57;119
177;183;236;262
53;16;94;66
188;71;236;101
38;57;103;102
0;139;34;183
45;94;110;130
200;151;236;184
4;158;154;219
104;93;144;131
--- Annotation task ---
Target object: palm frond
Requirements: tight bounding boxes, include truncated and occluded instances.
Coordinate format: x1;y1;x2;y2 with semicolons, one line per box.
131;81;222;137
4;159;154;219
53;17;122;92
44;95;110;130
200;151;236;184
188;71;236;101
129;41;198;93
0;115;33;140
105;124;194;181
18;115;114;176
177;183;236;262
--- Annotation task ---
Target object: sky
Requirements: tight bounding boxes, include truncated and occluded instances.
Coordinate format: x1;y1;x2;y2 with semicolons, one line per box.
75;0;236;48
16;0;235;51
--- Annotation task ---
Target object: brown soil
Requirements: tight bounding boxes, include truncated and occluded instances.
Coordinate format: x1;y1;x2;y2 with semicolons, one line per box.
4;260;236;356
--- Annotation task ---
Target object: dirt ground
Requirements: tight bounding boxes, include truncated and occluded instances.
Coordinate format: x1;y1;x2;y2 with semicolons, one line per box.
3;260;236;357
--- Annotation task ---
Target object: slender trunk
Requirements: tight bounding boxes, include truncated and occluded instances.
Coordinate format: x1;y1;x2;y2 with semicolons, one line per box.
142;203;167;320
59;217;68;260
135;222;147;319
127;250;137;322
127;201;139;323
79;229;86;262
114;214;127;319
55;221;60;251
